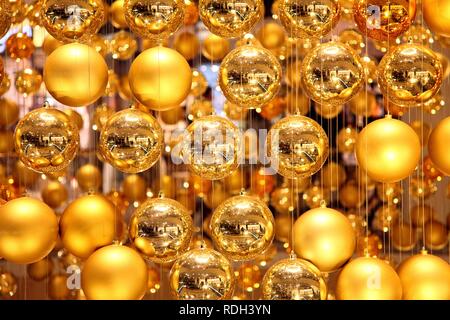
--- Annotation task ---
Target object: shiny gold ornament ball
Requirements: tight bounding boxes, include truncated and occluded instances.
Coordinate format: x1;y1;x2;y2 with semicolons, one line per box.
336;257;402;300
174;31;200;61
109;30;138;60
14;107;80;174
262;257;327;300
337;127;358;153
76;164;102;192
6;32;35;59
224;100;248;121
180;115;241;180
210;194;275;260
303;185;330;209
169;248;235;300
27;257;54;281
41;181;68;208
202;34;230;61
219;45;281;108
315;103;343;119
267;115;329;179
294;206;356;272
199;0;263;39
129;197;193;263
41;0;105;43
124;0;184;41
397;251;450;300
0;272;17;298
302;42;364;106
110;0;127;29
378;44;442;107
100;108;162;173
14;68;42;96
271;186;299;215
0;0;11;40
423;155;443;181
279;0;340;39
82;244;148;300
423;0;450;37
0;197;58;264
60;194;117;259
338;28;364;55
353;0;416;41
428;116;450;176
92;103;114;131
129;46;192;110
44;43;108;107
63;109;84;131
191;69;208;97
356;116;420;183
423;220;448;251
0;98;19;126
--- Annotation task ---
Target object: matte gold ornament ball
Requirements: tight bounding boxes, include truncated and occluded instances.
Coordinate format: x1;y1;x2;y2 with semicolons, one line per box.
99;108;163;173
199;0;263;38
14;107;80;174
302;42;364;106
0;197;58;264
356;116;421;183
422;0;450;38
124;0;184;41
43;43;108;107
353;0;416;41
129;196;193;263
210;194;275;260
279;0;340;39
129;46;192;110
397;251;450;300
81;245;148;300
76;164;102;192
180;115;241;180
110;0;127;29
60;194;118;259
336;256;402;300
428;116;450;176
262;257;327;300
293;206;356;272
267;115;329;179
169;248;235;300
378;43;443;107
219;45;282;108
41;181;68;208
41;0;105;43
202;34;230;61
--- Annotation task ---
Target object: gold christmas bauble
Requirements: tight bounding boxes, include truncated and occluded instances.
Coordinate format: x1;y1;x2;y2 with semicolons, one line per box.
397;251;450;300
169;248;235;300
423;220;448;250
0;131;14;153
42;33;63;56
256;22;286;52
302;42;364;106
174;31;199;61
48;274;71;300
267;115;329;179
274;215;293;243
338;29;364;55
377;182;402;205
0;272;17;298
184;0;199;25
315;103;343;119
41;0;105;43
129;46;192;110
27;257;54;281
428;116;450;176
285;90;310;115
224;100;248;121
391;222;417;251
353;0;416;41
410;120;431;147
44;43;108;107
423;155;443;181
293;206;356;272
110;30;138;60
260;96;286;120
122;174;147;202
320;161;346;191
422;0;450;37
12;160;39;187
199;0;263;38
339;182;365;208
92;103;114;131
219;45;282;108
63;109;84;131
0;72;11;96
271;186;299;215
279;0;340;39
124;0;184;40
337;127;358;153
348;90;378;116
14;68;42;96
129;196;193;263
191;69;208;97
210;194;275;260
180;115;241;180
372;205;399;233
82;244;148;300
378;44;442;107
410;203;434;227
6;32;35;59
262;257;327;300
202;34;230;61
99;108;163;173
41;181;68;208
60;194;117;258
14;107;80;174
0;98;19;126
76;164;102;192
0;197;58;264
0;0;11;40
110;0;127;29
355;116;420;183
336;257;402;300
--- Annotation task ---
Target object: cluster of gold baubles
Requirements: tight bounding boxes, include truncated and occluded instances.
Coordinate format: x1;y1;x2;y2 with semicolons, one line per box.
1;0;450;301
